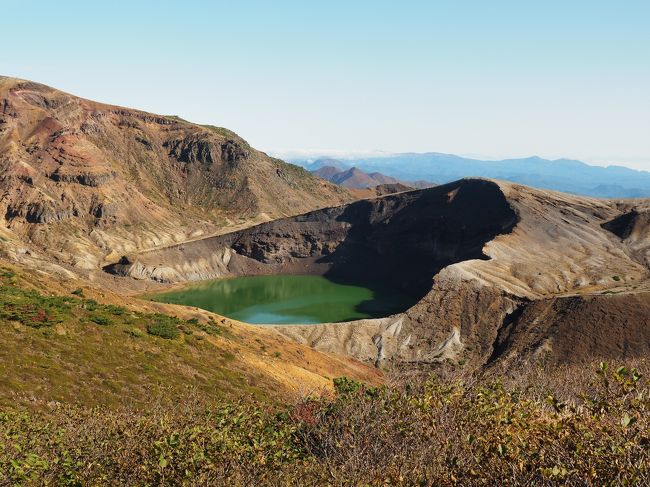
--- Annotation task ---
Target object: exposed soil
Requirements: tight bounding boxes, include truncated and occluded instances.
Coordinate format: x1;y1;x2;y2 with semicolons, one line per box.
0;76;351;271
108;178;650;372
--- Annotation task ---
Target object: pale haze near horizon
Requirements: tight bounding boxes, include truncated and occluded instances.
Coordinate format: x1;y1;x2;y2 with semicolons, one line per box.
3;0;649;170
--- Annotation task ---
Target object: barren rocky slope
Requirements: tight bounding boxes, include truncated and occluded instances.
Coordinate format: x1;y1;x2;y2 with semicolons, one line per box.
0;76;350;272
2;77;647;374
112;179;650;370
0;77;387;407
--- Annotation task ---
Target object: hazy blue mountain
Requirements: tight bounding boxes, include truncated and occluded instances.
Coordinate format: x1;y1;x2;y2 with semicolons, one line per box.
291;155;650;198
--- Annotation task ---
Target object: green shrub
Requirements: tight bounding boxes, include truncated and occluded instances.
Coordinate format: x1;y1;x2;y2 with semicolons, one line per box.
89;314;113;326
104;305;126;315
124;328;144;338
0;285;73;328
333;376;373;395
196;322;222;337
0;362;646;485
146;315;180;340
82;299;99;311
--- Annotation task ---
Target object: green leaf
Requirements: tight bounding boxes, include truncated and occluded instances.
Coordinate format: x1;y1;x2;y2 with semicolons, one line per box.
621;414;636;427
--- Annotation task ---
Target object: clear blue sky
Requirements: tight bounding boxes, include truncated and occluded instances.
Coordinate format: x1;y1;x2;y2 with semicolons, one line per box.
4;0;650;169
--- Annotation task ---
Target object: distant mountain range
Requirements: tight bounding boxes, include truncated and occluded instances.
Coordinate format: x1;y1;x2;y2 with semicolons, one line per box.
291;154;650;198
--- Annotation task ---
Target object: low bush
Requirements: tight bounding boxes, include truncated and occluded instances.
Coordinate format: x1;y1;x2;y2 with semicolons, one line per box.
146;314;181;340
89;314;113;326
82;299;99;311
0;284;73;328
104;304;126;315
124;327;144;338
0;362;647;485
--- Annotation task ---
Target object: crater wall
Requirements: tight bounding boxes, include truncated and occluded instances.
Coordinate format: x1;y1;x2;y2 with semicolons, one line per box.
107;179;519;301
106;178;650;371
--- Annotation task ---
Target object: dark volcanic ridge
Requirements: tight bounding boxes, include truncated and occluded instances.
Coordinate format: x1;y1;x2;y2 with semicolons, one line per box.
107;178;650;371
107;179;518;300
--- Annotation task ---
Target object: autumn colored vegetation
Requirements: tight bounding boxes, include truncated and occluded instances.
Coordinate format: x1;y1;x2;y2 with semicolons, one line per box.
0;267;648;485
1;361;648;486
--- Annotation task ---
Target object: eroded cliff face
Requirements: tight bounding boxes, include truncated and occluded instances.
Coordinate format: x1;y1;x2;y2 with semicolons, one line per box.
108;179;518;297
277;182;650;370
0;76;351;270
108;178;650;372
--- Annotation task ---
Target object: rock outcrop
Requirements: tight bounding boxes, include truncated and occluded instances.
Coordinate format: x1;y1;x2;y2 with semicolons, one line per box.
0;76;351;270
108;179;518;297
110;178;650;371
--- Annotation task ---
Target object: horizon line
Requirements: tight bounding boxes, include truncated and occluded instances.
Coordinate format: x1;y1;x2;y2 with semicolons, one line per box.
268;149;650;172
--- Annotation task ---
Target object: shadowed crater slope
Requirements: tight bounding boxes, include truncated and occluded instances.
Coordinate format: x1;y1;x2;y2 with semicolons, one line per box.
107;179;519;304
104;178;650;371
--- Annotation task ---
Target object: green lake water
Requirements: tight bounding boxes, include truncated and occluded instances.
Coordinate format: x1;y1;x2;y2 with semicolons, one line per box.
148;274;416;324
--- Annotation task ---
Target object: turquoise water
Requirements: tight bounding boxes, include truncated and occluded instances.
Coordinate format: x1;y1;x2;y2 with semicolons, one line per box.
148;274;415;324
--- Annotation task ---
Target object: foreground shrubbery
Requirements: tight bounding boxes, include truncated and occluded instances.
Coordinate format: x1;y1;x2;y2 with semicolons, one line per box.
1;363;647;485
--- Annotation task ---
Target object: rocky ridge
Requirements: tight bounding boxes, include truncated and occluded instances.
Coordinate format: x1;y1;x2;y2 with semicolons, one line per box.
0;76;351;271
110;179;650;370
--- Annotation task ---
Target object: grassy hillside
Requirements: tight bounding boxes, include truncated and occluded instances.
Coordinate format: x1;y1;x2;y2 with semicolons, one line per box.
0;265;647;484
0;264;379;408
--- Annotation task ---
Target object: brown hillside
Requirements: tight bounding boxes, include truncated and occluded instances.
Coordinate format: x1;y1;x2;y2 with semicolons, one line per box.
312;164;435;191
0;76;351;271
